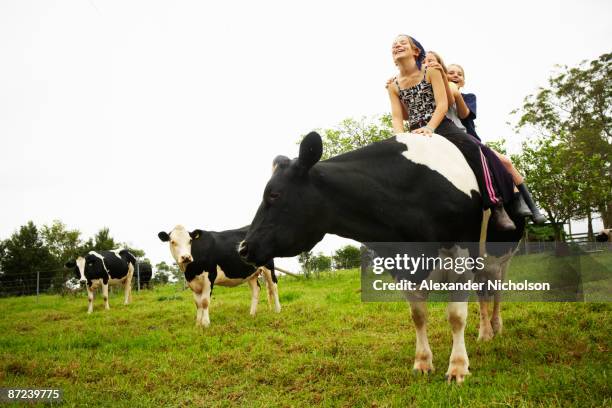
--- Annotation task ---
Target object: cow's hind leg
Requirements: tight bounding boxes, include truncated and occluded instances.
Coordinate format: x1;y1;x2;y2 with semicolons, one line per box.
102;282;110;311
478;297;494;341
446;302;470;384
262;267;281;313
410;301;433;374
124;263;134;305
247;277;260;316
491;291;503;335
491;259;510;335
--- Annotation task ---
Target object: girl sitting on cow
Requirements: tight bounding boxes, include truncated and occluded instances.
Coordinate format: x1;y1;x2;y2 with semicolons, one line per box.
387;34;528;231
422;52;546;224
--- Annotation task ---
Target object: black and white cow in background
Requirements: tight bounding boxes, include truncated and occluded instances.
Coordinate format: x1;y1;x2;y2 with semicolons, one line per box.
158;225;281;327
65;249;136;314
596;228;611;242
136;261;153;289
239;132;525;384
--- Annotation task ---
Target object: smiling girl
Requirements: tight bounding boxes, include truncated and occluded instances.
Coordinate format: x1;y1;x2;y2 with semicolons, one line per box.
387;35;516;231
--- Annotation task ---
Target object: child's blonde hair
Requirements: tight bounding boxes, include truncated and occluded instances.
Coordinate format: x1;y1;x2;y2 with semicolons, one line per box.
448;64;465;81
426;51;448;74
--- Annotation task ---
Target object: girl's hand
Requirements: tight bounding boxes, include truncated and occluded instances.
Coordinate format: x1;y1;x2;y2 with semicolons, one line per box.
448;81;461;97
413;127;433;137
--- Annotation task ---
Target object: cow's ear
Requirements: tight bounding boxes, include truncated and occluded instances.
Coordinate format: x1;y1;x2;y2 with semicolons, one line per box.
190;229;203;240
297;132;323;174
65;260;76;268
158;231;170;242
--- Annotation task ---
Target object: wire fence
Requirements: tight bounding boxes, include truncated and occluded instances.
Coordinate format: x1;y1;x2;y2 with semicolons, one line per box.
0;243;609;300
0;262;153;300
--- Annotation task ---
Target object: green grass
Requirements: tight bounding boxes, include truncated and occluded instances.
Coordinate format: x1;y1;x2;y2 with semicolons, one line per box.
0;262;611;407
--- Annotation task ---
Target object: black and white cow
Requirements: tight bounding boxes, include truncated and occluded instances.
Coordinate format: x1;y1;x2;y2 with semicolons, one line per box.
596;228;611;242
239;132;525;384
158;225;281;327
65;249;136;314
136;262;153;289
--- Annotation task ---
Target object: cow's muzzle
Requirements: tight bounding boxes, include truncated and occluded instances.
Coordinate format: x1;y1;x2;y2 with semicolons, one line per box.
179;254;193;265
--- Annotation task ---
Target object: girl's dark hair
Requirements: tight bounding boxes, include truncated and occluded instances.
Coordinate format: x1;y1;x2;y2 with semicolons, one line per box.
398;35;426;70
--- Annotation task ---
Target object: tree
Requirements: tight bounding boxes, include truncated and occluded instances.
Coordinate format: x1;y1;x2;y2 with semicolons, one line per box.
333;245;361;270
41;220;82;266
310;253;332;272
119;243;146;258
153;261;180;284
302;115;394;160
513;53;612;232
0;221;57;295
80;227;117;253
512;136;581;241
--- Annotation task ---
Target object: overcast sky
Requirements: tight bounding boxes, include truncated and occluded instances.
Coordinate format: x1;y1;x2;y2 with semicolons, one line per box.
1;0;610;272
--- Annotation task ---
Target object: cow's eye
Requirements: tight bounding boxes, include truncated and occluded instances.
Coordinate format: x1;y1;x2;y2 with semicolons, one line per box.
269;192;281;201
171;240;176;246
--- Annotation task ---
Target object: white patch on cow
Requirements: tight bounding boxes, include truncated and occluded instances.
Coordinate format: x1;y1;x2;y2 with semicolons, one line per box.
110;249;123;259
75;257;87;281
88;251;110;273
168;225;193;271
395;132;478;197
214;266;259;287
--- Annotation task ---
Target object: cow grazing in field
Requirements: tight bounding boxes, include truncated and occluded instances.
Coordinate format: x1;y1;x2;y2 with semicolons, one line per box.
239;132;524;384
596;229;611;242
65;249;137;314
158;225;281;327
136;262;153;289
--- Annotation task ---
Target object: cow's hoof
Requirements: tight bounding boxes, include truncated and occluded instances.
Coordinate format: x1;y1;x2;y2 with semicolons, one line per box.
445;358;470;384
274;306;282;313
412;367;433;376
413;356;434;374
491;318;503;335
478;322;494;342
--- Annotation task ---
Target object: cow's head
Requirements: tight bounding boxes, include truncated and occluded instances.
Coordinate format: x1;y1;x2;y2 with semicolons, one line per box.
239;132;328;265
64;254;98;284
158;225;201;271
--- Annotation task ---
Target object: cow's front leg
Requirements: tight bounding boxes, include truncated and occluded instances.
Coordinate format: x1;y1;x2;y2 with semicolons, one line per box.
410;301;433;374
478;297;494;341
491;291;503;335
247;277;260;316
86;285;94;314
262;268;281;313
189;274;211;327
446;302;470;384
102;283;110;310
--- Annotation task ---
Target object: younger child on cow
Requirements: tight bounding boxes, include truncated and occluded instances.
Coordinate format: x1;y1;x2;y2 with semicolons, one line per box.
441;62;546;224
387;35;516;231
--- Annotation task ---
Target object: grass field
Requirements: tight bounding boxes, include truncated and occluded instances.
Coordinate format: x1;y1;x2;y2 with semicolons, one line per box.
1;255;611;407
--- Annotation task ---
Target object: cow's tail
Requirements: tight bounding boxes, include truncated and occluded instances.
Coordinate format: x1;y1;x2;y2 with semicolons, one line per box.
274;266;300;278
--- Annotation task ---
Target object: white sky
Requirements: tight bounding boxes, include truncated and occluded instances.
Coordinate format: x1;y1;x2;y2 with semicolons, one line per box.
1;0;610;272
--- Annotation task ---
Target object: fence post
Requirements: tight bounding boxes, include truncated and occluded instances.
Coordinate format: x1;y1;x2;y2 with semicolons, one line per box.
136;261;141;292
36;271;40;303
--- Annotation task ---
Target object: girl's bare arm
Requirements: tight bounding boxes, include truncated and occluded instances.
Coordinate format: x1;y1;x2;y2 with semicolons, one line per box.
388;85;406;134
